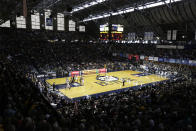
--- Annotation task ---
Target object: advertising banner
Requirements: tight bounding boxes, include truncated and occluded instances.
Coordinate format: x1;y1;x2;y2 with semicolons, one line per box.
169;58;176;63
189;60;194;66
140;55;144;60
158;58;164;62
175;59;182;64
164;58;169;63
182;60;189;65
154;57;159;61
149;56;154;61
189;60;196;66
193;60;196;66
70;71;81;77
82;69;97;75
99;68;107;74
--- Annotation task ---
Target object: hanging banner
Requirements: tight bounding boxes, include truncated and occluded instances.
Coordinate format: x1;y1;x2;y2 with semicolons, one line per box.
128;33;136;40
172;30;177;40
46;18;53;26
167;30;172;40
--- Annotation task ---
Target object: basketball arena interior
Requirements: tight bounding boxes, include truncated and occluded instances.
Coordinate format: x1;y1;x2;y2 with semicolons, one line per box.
0;0;196;131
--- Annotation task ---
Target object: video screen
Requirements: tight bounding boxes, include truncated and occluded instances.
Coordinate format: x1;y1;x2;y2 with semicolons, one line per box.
100;24;109;32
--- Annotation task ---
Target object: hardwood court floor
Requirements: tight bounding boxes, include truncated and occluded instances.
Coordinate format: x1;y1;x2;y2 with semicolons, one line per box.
46;70;168;99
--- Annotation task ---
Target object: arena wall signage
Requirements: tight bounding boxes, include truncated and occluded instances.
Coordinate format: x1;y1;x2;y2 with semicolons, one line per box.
156;45;184;49
181;60;189;65
69;71;81;77
99;68;107;74
158;58;164;62
175;59;181;64
164;58;169;63
149;56;154;61
82;69;97;75
153;57;159;61
140;55;145;60
113;52;196;66
169;59;176;63
69;68;107;77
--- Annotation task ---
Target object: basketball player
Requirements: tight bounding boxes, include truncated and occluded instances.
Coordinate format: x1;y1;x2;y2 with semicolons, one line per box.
128;78;131;84
122;79;125;86
53;82;55;91
82;77;84;86
105;75;109;81
67;82;71;90
80;76;84;86
96;74;100;80
72;76;75;83
66;77;69;84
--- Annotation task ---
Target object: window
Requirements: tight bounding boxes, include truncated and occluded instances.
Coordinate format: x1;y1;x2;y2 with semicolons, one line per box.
16;16;26;28
31;12;40;29
0;20;10;28
69;20;76;31
57;13;64;31
45;10;53;30
79;25;85;32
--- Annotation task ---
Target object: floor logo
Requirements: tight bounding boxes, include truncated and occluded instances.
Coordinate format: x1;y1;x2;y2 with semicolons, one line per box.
97;76;119;82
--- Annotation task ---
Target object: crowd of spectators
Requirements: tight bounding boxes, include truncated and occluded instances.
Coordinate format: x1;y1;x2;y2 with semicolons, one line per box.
0;29;196;131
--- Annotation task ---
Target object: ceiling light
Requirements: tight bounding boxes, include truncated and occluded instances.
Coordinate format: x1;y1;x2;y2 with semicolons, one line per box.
83;0;182;22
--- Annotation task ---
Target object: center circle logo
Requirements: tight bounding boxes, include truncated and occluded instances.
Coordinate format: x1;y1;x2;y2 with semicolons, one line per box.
97;76;119;82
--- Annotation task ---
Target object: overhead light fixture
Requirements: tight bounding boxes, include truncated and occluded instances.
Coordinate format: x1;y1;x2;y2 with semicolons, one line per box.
72;0;108;13
83;0;183;22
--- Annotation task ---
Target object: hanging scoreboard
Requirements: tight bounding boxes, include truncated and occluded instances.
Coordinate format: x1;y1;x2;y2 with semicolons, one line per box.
100;24;124;40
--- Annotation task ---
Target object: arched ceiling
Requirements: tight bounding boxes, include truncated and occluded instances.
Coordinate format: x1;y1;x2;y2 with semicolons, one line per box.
1;0;196;38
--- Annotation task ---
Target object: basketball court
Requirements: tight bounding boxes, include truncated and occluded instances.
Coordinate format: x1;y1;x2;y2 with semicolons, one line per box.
46;70;168;99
